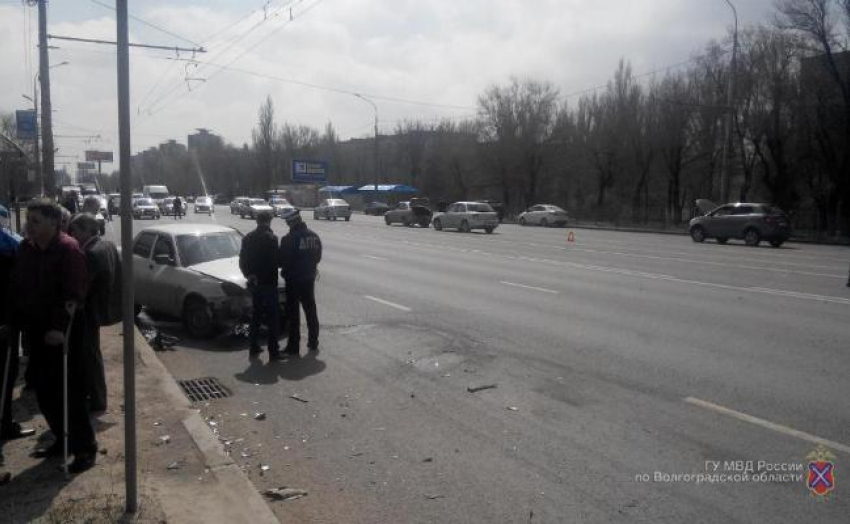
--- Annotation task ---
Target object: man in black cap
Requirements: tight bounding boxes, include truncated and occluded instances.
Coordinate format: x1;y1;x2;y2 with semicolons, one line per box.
240;210;281;360
279;209;322;356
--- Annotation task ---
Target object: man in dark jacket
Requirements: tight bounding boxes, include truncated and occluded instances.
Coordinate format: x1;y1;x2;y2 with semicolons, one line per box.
69;213;120;413
239;210;280;360
10;199;97;473
0;205;35;442
279;210;322;356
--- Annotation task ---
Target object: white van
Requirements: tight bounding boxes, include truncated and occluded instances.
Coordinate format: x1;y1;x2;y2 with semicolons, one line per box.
142;185;169;207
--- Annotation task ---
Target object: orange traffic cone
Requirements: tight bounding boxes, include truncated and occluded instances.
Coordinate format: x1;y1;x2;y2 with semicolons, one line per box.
567;231;575;243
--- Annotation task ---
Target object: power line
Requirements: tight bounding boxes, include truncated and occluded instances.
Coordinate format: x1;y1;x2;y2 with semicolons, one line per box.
88;0;204;48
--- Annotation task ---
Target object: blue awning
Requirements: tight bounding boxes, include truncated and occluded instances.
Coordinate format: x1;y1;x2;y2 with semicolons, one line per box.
318;185;359;194
356;184;418;194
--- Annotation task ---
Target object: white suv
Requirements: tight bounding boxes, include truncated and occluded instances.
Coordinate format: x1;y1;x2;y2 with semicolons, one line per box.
432;201;499;233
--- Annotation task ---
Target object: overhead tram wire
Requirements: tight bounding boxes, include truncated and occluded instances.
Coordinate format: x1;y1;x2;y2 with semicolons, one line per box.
88;0;203;48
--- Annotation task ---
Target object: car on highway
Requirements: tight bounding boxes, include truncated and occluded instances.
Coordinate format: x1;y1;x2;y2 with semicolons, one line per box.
230;196;249;215
384;199;432;227
689;200;791;247
269;197;295;217
476;199;505;222
314;198;351;221
131;223;285;337
432;201;499;233
132;198;161;220
518;204;569;227
193;196;214;214
240;198;274;219
364;201;390;216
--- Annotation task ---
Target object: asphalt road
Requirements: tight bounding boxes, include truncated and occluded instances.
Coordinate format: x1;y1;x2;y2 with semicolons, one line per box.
104;207;850;523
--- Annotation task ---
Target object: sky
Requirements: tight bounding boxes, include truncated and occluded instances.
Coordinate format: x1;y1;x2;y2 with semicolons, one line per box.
0;0;780;172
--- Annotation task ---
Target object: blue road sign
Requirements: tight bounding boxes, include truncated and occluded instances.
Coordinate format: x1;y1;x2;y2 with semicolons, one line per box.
16;110;37;140
292;160;328;184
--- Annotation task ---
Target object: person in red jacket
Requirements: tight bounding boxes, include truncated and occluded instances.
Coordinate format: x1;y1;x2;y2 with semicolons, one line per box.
10;199;97;473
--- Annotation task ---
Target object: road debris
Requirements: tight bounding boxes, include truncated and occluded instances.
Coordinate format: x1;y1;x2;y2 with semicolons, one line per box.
425;494;445;500
253;412;267;421
263;487;308;501
157;435;171;445
422;457;433;463
259;464;271;475
507;406;519;411
289;394;309;403
167;461;181;470
467;384;497;393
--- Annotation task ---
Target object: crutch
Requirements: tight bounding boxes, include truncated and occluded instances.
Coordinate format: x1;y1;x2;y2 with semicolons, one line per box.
0;325;12;435
62;301;77;479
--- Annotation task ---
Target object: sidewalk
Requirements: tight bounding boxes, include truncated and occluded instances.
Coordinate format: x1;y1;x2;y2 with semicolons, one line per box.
0;324;279;524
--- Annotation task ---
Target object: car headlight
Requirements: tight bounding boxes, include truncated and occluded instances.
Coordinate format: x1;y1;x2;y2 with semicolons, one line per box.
221;281;249;297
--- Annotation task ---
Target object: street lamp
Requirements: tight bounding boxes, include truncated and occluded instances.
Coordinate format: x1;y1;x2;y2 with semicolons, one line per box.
354;93;380;195
719;0;738;203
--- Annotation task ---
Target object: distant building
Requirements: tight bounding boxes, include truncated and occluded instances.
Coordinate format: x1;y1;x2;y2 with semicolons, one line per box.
188;128;222;152
159;139;187;156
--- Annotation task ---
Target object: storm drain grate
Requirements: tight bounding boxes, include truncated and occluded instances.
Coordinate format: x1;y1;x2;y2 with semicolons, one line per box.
178;377;231;402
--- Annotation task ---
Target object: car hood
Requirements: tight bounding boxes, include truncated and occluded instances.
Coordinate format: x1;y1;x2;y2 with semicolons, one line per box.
189;257;247;287
695;199;718;215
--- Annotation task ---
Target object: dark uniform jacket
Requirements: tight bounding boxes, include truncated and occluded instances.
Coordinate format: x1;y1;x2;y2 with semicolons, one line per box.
11;232;87;332
279;223;322;283
0;229;21;327
81;236;122;326
239;225;279;286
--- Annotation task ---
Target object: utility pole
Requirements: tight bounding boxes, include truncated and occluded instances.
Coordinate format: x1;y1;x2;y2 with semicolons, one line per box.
354;94;380;194
37;0;55;198
116;0;137;514
719;0;738;204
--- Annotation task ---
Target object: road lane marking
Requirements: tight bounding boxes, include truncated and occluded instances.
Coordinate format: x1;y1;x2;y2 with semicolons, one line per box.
684;397;850;455
362;254;387;261
499;281;559;294
364;295;412;312
748;287;850;305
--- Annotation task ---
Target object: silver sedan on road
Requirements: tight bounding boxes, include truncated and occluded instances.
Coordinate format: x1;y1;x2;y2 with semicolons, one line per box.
518;204;569;227
432;201;499;233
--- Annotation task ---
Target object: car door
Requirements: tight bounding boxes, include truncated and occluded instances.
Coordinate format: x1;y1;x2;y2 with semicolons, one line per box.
529;205;544;224
132;231;157;306
707;205;735;237
729;205;755;237
147;234;183;315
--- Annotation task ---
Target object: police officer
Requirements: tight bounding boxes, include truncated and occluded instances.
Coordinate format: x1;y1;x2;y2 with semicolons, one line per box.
239;210;281;360
279;210;321;356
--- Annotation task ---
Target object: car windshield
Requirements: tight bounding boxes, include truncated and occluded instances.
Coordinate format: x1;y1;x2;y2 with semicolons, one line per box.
176;232;242;267
136;198;153;205
197;197;211;204
250;199;267;205
467;203;494;212
545;206;565;212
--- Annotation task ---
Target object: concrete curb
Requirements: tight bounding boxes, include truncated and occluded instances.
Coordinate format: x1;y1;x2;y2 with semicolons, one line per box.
134;327;280;524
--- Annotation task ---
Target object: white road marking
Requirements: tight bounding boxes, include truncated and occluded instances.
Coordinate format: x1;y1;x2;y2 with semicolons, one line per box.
364;295;412;312
749;287;850;305
499;281;559;294
362;254;387;261
684;397;850;455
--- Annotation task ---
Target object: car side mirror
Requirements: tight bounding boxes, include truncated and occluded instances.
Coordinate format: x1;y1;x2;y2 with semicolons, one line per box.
153;253;175;266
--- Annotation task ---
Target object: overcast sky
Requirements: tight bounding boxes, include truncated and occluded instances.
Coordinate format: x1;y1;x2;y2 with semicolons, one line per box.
0;0;779;172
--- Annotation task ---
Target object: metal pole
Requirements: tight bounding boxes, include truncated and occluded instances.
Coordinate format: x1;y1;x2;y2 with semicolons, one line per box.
116;0;137;514
354;94;379;193
32;77;42;195
37;0;55;199
719;0;738;204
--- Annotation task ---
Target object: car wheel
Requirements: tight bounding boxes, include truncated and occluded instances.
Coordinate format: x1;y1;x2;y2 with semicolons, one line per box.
314;212;319;220
403;217;411;227
385;215;392;225
183;296;215;338
769;239;784;248
419;220;430;228
744;228;761;247
519;217;526;226
460;220;470;233
345;216;350;221
485;227;494;234
690;226;706;243
716;237;728;244
541;218;549;228
433;218;442;231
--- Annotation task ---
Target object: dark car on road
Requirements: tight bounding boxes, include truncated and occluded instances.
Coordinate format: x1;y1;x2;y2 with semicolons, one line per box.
384;198;432;227
689;200;791;247
364;201;390;216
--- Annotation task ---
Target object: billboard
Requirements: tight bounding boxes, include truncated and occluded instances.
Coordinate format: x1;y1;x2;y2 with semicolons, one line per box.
15;110;37;140
291;160;328;184
85;150;113;162
77;162;96;170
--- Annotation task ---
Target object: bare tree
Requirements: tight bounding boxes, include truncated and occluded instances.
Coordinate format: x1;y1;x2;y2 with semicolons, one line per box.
252;95;276;192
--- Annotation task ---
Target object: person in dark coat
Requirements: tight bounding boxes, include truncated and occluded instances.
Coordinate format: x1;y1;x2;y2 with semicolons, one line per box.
62;192;80;215
172;196;183;220
10;199;97;473
279;209;322;356
68;213;120;413
239;210;281;360
0;205;35;442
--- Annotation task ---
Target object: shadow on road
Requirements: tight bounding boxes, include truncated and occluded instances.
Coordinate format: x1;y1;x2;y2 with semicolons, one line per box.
234;351;325;386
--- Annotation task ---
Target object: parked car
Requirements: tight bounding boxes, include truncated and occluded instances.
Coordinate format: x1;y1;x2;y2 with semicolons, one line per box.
314;198;351;221
230;197;249;215
432;201;499;233
240;198;274;219
131;224;285;337
214;194;230;205
384;199;432;227
476;200;505;222
269;197;295;217
364;201;390;216
132;198;161;220
518;204;569;227
689;200;791;247
194;196;214;214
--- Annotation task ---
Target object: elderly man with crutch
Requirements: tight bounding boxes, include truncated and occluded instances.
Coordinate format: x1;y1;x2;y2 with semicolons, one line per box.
10;199;97;474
